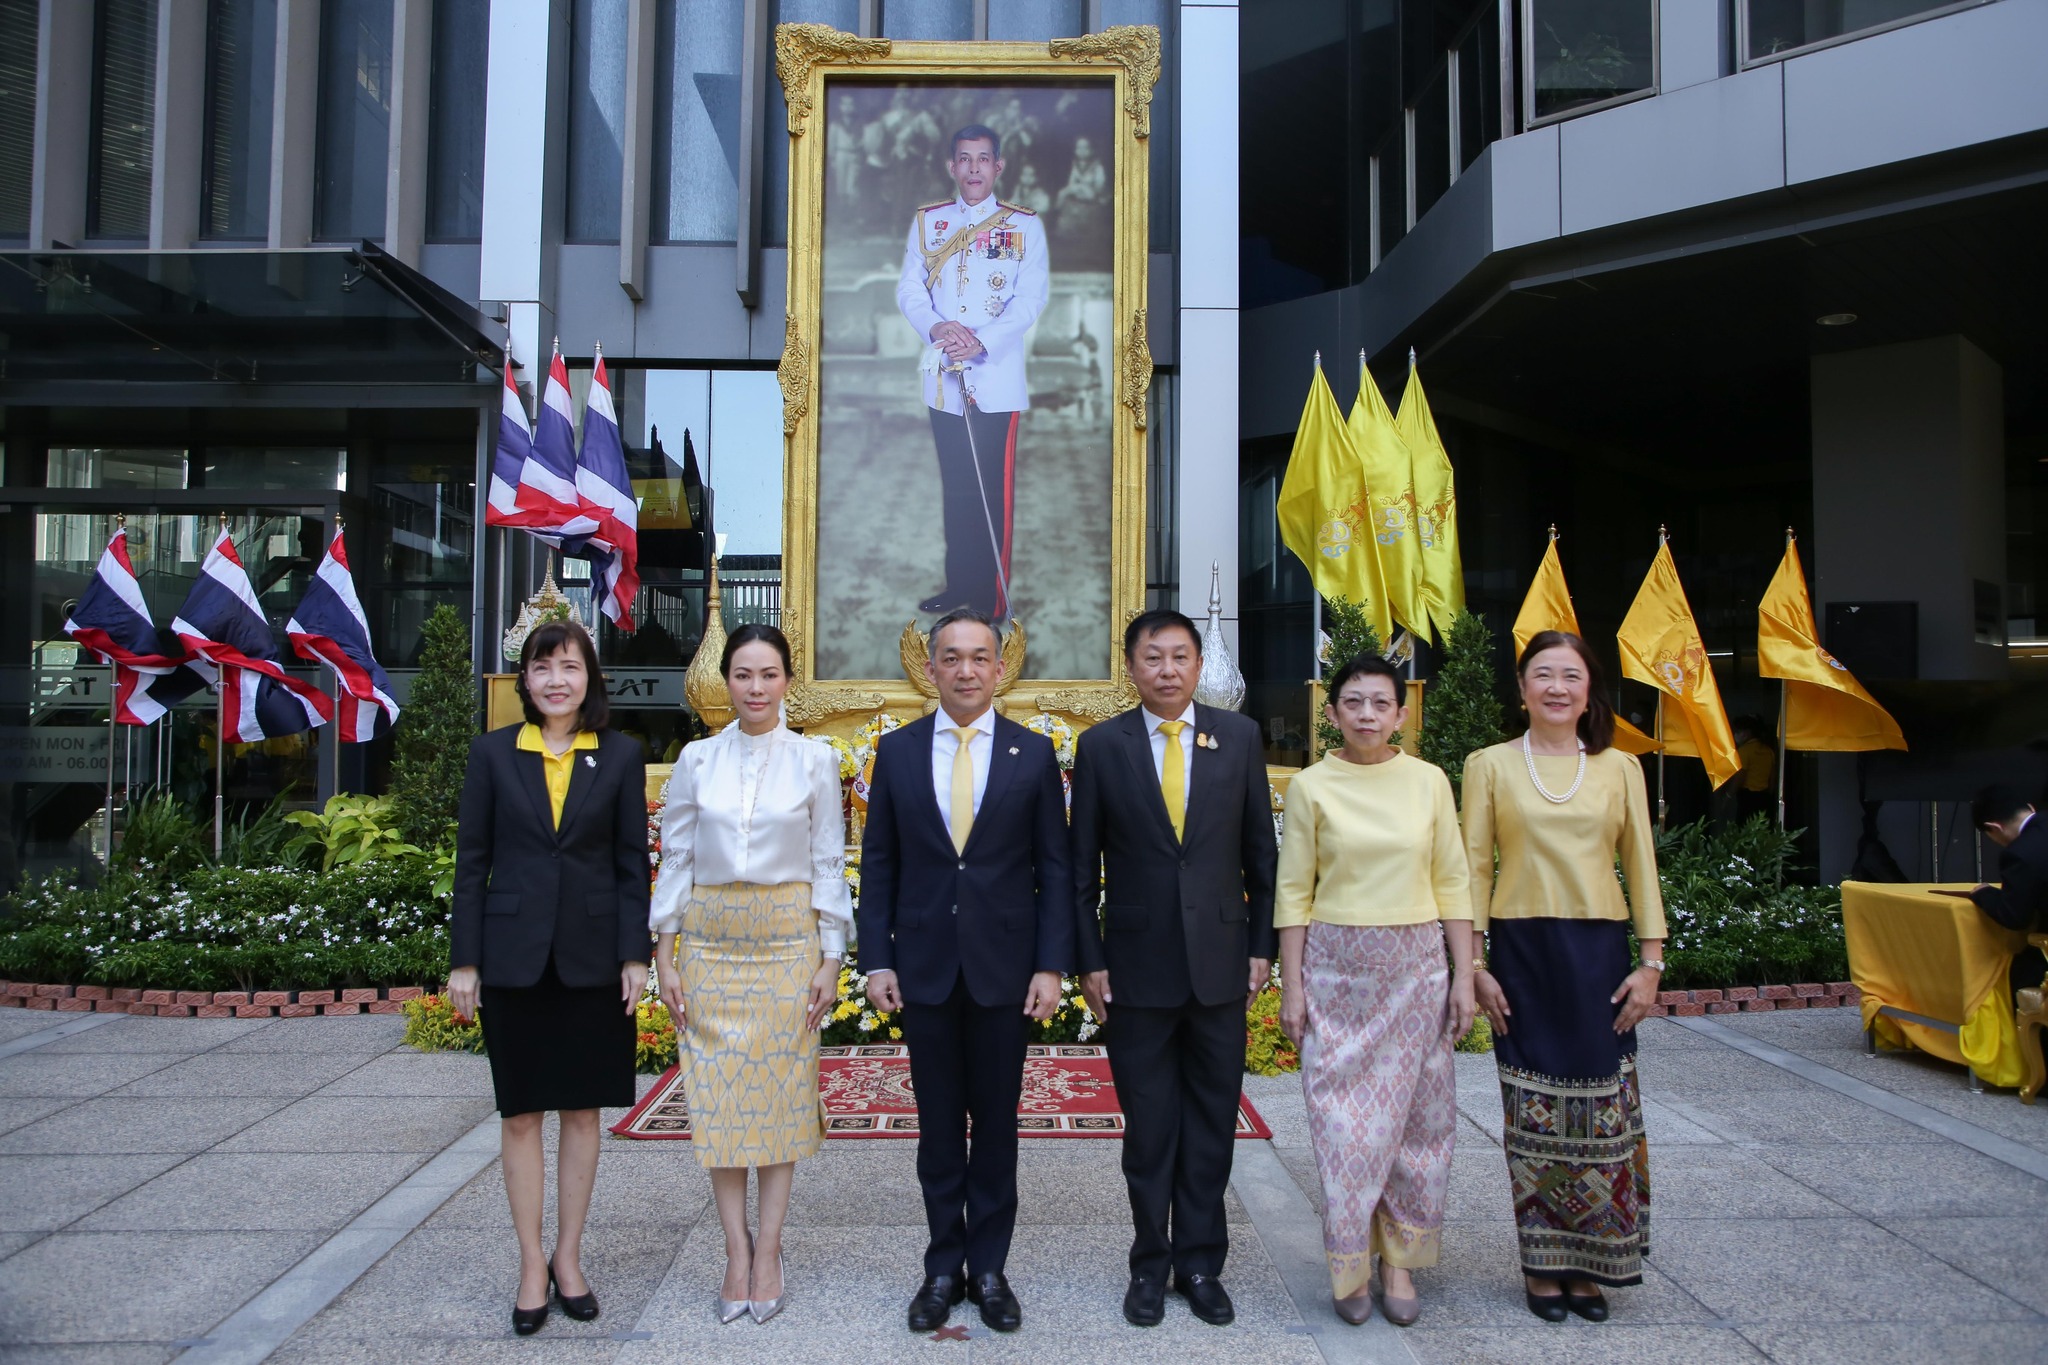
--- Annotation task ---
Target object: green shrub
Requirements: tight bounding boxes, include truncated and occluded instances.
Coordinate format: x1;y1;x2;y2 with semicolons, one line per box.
1314;595;1387;758
403;992;486;1054
1654;816;1845;988
115;793;209;879
284;794;425;872
389;605;477;849
1418;611;1506;804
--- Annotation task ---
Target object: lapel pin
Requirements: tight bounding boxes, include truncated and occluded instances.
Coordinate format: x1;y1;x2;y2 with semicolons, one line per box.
1201;733;1219;750
583;754;597;768
1008;746;1020;755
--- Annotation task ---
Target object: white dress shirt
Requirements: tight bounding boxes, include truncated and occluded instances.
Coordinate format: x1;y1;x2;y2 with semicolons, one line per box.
1141;703;1198;795
930;706;997;844
649;720;853;954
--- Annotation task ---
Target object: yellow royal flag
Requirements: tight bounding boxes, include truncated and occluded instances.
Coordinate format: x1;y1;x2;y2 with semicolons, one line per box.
1276;360;1394;639
1759;541;1906;751
1394;362;1466;643
1511;538;1662;756
1617;543;1741;787
1347;357;1427;640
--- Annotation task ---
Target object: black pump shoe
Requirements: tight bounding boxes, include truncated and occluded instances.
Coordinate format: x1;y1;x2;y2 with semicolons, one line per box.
1565;1288;1609;1322
1524;1289;1569;1322
512;1300;550;1335
549;1261;600;1322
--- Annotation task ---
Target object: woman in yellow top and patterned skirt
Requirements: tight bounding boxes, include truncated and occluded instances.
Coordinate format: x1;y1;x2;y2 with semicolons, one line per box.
651;624;850;1325
1462;630;1666;1324
1275;654;1473;1327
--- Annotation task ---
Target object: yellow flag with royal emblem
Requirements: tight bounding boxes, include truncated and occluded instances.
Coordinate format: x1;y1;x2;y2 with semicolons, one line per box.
1277;358;1395;640
1759;539;1906;752
1511;536;1662;756
1345;356;1427;641
1394;361;1466;644
1617;541;1741;788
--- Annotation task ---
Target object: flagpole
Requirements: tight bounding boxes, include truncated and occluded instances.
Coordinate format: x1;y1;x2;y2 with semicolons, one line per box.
1777;527;1793;831
102;513;123;866
330;516;345;799
214;513;228;862
1655;524;1668;833
1310;350;1324;685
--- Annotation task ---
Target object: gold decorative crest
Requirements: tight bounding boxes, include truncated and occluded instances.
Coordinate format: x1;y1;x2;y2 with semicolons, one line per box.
1120;308;1151;430
777;313;811;436
898;619;1031;714
1033;681;1140;724
1049;27;1163;138
774;25;891;135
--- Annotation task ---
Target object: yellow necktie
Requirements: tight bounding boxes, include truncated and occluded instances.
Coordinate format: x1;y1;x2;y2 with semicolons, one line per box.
949;726;977;854
1158;720;1187;841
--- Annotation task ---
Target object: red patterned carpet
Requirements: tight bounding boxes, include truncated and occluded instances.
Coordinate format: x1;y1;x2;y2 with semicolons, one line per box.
611;1044;1273;1140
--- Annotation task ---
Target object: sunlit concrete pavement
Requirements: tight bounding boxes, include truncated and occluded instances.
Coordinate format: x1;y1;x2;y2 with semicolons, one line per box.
2;1002;2044;1363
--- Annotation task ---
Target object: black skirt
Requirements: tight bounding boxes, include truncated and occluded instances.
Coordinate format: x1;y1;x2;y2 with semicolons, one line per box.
478;956;637;1117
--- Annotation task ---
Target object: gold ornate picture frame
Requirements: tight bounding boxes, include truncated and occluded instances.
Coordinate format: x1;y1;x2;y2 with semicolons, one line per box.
773;23;1158;735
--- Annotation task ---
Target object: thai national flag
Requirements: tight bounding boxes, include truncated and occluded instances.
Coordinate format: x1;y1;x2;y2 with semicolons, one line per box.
288;529;400;742
61;526;206;725
570;351;640;629
171;529;334;743
487;348;601;538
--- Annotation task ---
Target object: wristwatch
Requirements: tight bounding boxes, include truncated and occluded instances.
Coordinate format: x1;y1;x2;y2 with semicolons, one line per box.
1638;958;1666;974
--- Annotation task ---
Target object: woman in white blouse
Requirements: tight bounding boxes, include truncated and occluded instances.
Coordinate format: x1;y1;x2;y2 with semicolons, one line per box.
651;624;850;1326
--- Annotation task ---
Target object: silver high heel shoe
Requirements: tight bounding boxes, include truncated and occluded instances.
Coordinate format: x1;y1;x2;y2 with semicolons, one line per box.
715;1234;752;1325
748;1250;786;1325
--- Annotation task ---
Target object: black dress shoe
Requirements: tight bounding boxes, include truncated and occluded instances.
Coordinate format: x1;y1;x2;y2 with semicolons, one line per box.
549;1261;599;1321
1123;1276;1166;1327
1174;1272;1235;1326
1565;1288;1610;1322
907;1274;966;1331
511;1300;549;1336
1525;1288;1570;1322
967;1271;1022;1332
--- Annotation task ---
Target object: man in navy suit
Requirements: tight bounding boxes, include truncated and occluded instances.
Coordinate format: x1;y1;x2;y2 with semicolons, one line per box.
858;608;1073;1334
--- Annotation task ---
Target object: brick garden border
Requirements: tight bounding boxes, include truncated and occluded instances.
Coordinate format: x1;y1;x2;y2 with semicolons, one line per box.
3;977;1858;1020
0;980;426;1018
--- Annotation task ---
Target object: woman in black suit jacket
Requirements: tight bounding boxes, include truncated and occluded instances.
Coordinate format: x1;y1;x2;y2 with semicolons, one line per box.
449;620;650;1335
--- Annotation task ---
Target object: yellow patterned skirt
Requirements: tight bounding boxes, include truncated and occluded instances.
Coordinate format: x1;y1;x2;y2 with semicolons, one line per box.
676;882;825;1169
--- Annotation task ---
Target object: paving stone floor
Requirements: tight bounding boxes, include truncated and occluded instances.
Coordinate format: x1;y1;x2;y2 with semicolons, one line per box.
0;1005;2043;1362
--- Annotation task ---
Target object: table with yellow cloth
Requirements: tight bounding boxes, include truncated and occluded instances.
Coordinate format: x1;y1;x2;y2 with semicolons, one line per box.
1841;881;2028;1088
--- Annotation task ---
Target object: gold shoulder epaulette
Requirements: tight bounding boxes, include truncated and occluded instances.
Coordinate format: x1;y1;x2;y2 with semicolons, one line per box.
997;200;1036;216
917;200;953;213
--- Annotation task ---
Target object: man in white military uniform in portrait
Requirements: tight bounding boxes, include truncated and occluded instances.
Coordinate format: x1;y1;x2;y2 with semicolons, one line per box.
896;124;1050;622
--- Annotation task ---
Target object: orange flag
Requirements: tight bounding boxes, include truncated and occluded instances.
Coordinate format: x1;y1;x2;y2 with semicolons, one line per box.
1511;536;1661;756
1617;541;1741;788
1759;539;1905;751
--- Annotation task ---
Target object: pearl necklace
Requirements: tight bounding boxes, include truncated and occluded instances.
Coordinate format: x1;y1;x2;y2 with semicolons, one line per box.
1522;732;1586;804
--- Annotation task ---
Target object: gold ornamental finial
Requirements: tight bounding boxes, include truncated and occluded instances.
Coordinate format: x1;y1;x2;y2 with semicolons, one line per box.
684;563;734;729
1547;524;1558;542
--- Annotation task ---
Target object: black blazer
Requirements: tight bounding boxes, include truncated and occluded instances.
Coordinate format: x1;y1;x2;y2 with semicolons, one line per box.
856;712;1074;1008
1972;818;2048;933
450;725;651;989
1070;705;1278;1009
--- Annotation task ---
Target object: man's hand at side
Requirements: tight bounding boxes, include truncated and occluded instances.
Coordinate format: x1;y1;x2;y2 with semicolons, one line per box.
866;968;904;1013
1079;969;1111;1023
1024;970;1063;1021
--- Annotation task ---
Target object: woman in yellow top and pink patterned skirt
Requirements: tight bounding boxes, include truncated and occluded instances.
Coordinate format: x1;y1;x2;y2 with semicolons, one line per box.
1462;630;1667;1324
1275;654;1473;1327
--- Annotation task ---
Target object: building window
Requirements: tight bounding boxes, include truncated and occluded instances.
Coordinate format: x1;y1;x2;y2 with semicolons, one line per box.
762;0;860;249
1412;71;1450;223
426;0;487;240
1740;0;1992;65
314;0;393;241
988;0;1086;40
566;0;627;244
652;0;743;243
88;0;159;241
1522;0;1656;127
47;448;190;490
202;0;278;241
0;0;36;241
880;0;971;39
1457;7;1504;172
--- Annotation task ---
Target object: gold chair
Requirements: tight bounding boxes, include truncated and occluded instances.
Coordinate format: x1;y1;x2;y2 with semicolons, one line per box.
2018;933;2048;1105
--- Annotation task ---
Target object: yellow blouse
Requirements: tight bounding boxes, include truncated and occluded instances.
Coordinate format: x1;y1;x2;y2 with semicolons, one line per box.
516;724;600;828
1274;751;1469;928
1460;741;1666;939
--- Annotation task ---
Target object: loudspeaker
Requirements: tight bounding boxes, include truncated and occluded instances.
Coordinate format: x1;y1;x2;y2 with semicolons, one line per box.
1823;602;1917;680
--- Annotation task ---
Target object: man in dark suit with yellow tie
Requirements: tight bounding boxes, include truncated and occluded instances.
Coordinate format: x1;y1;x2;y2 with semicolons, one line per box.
1071;609;1279;1327
858;608;1073;1334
